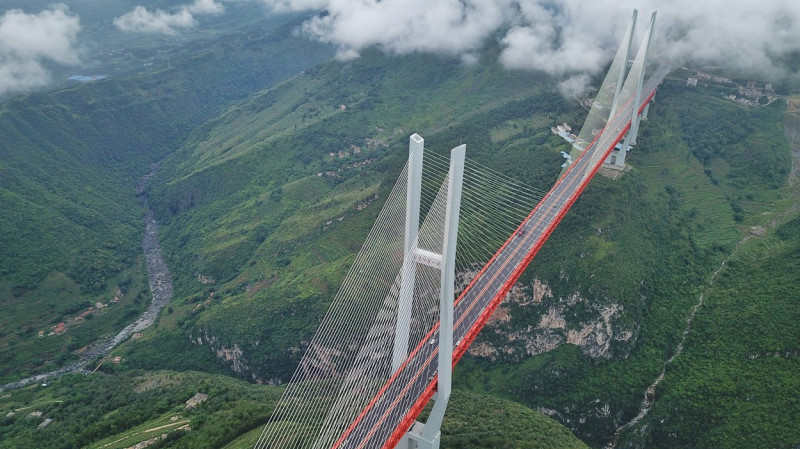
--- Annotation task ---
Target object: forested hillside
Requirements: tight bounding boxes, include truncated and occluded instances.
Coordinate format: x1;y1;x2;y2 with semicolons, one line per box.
454;83;798;447
0;15;332;382
127;48;570;381
0;370;587;449
613;104;800;447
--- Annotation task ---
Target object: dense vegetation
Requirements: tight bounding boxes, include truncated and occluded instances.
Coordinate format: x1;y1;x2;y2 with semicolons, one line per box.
613;110;800;447
113;50;798;448
0;370;281;449
439;390;589;449
454;81;797;446
616;214;800;447
3;7;798;446
0;372;585;449
133;47;570;383
0;15;333;382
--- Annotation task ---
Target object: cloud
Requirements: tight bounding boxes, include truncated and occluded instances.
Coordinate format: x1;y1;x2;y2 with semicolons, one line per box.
187;0;226;15
0;4;81;96
656;1;800;77
558;73;592;98
261;0;800;82
114;0;225;35
300;0;514;60
257;0;328;13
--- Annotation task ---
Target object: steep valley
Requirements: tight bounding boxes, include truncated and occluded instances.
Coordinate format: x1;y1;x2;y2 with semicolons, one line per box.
0;14;333;384
128;55;798;447
1;16;799;449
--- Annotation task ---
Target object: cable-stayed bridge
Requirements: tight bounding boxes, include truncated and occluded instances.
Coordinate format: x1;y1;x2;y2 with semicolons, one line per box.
256;10;669;449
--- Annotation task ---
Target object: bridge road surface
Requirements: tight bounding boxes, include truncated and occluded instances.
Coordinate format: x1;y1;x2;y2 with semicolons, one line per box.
330;66;670;449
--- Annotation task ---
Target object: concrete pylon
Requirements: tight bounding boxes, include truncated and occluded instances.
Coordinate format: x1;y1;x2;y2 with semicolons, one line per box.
609;9;638;121
392;134;425;372
395;139;466;449
613;11;657;167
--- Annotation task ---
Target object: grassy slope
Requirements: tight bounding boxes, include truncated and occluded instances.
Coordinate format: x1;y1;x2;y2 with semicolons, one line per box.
613;104;800;448
0;370;586;449
133;48;568;381
0;17;333;382
0;370;282;449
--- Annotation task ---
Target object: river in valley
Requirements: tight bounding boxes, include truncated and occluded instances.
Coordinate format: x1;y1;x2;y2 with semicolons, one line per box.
0;166;172;392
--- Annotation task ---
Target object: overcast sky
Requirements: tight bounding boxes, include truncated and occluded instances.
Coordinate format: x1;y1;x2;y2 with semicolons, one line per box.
1;0;798;97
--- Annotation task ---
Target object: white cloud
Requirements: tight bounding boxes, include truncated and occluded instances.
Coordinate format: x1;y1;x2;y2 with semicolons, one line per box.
114;0;225;35
188;0;226;15
656;0;800;78
558;73;592;98
257;0;328;13
0;4;81;96
114;6;195;34
300;0;514;60
262;0;800;82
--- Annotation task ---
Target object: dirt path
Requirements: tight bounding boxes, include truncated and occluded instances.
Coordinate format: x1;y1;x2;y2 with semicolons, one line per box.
605;238;744;448
100;418;190;448
606;119;800;448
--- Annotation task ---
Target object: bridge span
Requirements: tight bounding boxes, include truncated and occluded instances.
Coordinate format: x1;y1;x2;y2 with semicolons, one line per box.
331;64;670;449
256;9;669;449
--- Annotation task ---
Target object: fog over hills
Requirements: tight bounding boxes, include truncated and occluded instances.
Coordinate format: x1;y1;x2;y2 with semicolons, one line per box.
265;0;800;79
3;0;798;98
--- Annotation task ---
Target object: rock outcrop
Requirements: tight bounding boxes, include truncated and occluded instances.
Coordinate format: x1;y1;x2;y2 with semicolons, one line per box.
467;277;637;361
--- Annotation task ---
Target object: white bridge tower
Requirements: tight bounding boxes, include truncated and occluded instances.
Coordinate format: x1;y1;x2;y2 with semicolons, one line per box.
392;134;465;449
607;11;657;167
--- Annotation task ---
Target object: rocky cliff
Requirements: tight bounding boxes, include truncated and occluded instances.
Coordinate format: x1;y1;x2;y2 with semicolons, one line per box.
467;277;637;362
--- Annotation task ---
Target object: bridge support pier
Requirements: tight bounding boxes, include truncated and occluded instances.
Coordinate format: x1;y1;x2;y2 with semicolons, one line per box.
399;421;440;449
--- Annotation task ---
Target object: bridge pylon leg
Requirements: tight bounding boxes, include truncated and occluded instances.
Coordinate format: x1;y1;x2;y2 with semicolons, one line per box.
608;9;638;121
605;10;657;167
392;134;425;372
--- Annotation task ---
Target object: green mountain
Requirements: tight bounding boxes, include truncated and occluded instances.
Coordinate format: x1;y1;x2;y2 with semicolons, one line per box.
453;82;798;447
0;372;586;449
614;113;800;447
0;370;282;449
130;48;569;381
0;16;333;382
1;12;799;448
